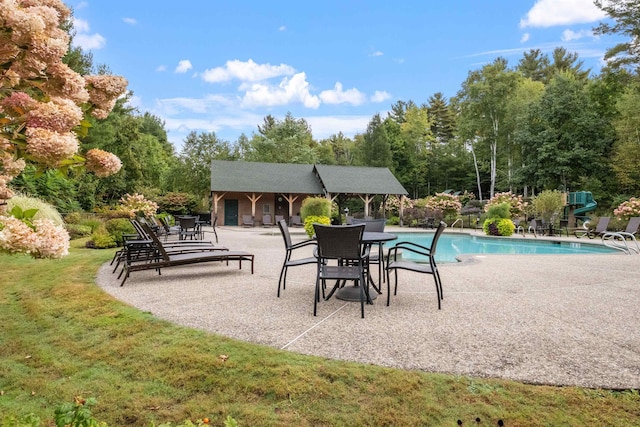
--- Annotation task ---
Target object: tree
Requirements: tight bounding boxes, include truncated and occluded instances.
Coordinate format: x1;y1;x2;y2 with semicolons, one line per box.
357;114;393;168
548;47;590;80
515;72;614;191
517;49;551;83
611;83;640;193
246;113;317;163
594;0;640;71
175;131;237;200
455;58;520;198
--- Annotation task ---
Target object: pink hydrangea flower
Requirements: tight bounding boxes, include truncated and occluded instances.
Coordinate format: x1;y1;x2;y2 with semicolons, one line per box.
84;148;122;177
25;127;79;166
32;218;69;258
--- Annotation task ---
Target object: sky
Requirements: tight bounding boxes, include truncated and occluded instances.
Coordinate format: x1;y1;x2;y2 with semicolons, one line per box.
66;0;621;151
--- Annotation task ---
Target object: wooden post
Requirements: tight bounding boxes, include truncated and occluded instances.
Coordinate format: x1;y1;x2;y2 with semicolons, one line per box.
245;193;262;218
358;194;374;218
282;193;299;218
211;192;226;215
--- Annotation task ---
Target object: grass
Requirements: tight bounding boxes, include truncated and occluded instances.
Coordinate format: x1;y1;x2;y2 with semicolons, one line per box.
1;241;639;426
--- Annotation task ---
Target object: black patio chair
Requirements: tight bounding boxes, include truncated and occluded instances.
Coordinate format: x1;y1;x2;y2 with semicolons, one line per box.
353;218;387;287
385;221;446;309
179;216;199;240
276;219;317;297
313;223;370;318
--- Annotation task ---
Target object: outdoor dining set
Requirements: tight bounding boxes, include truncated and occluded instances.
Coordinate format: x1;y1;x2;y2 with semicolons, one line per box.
276;218;447;318
109;214;447;319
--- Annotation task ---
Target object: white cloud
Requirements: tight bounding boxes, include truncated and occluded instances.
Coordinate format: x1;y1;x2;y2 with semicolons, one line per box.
73;33;106;50
521;32;530;43
241;72;321;109
73;17;90;33
562;28;596;41
175;60;193;73
319;82;367;106
279;25;286;31
123;17;137;25
76;1;88;9
369;51;384;57
520;0;607;28
393;58;405;64
370;90;391;103
156;65;167;72
305;115;370;139
154;94;236;115
71;18;106;50
201;59;296;83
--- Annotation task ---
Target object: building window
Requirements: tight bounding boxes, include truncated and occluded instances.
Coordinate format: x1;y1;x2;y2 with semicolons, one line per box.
263;204;271;214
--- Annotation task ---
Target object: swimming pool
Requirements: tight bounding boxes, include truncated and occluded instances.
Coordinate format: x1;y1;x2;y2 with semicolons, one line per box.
392;232;619;263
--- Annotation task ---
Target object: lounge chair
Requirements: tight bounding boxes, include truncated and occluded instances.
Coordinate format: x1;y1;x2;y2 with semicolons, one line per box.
242;214;254;227
112;220;228;277
575;217;610;239
276;219;317;297
120;223;254;286
601;217;640;254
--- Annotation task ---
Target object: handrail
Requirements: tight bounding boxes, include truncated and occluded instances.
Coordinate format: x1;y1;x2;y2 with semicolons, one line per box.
450;218;464;232
602;232;640;255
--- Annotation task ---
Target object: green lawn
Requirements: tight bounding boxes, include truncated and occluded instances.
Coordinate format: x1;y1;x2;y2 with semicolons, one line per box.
1;241;638;426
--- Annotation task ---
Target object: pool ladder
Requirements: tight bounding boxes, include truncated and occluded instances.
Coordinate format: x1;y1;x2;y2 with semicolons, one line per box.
601;232;640;255
450;218;464;232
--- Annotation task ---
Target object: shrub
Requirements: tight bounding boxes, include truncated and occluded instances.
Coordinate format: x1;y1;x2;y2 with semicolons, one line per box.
483;218;515;236
486;202;511;220
532;190;564;223
303;215;331;238
613;197;640;220
387;216;400;225
300;197;331;220
423;193;462;224
119;193;158;218
485;191;527;218
158;192;197;216
105;218;136;246
65;223;93;240
7;194;64;226
86;225;117;249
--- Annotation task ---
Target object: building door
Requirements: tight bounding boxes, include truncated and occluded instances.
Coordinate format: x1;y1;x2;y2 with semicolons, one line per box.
224;199;238;226
275;194;288;222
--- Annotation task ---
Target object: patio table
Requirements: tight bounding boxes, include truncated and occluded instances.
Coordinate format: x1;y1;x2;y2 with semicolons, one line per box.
335;231;397;302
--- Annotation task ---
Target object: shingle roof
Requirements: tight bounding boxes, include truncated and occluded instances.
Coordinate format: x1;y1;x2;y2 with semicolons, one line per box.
211;160;323;194
210;160;408;196
314;164;408;196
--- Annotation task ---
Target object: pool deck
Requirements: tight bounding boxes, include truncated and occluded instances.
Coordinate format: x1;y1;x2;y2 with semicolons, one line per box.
96;225;640;390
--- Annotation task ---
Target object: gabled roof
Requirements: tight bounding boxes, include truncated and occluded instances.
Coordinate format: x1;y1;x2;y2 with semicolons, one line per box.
210;160;408;196
314;164;408;196
211;160;323;194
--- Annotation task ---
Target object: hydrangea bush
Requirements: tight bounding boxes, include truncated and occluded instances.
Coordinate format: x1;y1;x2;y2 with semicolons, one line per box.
485;191;527;218
120;193;158;218
0;0;127;258
424;192;462;223
613;197;640;220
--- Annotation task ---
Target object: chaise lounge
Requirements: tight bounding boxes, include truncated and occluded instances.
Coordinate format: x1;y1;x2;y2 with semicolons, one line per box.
120;223;254;286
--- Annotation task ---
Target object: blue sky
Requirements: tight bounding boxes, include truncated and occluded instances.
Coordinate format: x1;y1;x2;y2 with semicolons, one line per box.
67;0;619;151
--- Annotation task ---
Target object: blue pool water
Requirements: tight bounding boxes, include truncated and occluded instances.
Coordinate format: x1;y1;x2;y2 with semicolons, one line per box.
392;232;619;263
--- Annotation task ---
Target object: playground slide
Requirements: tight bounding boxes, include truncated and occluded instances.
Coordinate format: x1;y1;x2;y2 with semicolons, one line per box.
573;201;597;216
